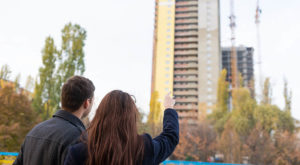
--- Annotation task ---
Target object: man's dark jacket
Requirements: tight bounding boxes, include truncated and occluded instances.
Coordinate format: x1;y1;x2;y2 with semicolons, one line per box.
13;110;86;165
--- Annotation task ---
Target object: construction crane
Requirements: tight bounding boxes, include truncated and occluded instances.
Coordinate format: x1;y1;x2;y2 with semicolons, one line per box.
229;0;238;88
255;0;263;91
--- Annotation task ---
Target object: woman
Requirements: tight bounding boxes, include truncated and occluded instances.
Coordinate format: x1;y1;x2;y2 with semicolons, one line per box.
64;90;179;165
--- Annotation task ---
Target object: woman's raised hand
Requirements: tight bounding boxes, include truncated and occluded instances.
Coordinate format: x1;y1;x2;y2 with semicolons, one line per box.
164;92;176;109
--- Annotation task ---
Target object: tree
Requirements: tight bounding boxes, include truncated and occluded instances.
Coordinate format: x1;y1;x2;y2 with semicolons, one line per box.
243;124;276;165
262;78;272;104
147;91;162;136
0;64;12;80
32;37;58;119
33;23;87;120
172;120;217;161
231;88;256;137
0;84;40;152
283;79;292;113
210;69;230;135
57;23;87;84
274;131;300;165
217;121;243;163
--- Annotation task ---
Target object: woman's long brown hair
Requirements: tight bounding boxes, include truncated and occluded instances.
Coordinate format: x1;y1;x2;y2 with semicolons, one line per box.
85;90;144;165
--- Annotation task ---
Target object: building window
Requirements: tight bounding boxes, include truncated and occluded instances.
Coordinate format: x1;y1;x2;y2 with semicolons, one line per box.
166;54;170;58
207;39;212;44
165;74;170;78
166;35;171;39
207;80;212;85
207;33;212;38
165;88;169;91
207;66;211;71
166;41;171;45
207;87;212;92
207;59;211;64
207;73;212;78
165;67;170;71
167;29;171;32
207;46;211;51
168;10;171;14
207;102;213;106
207;53;211;57
168;17;172;20
165;60;170;64
165;81;169;85
166;48;170;51
207;109;212;114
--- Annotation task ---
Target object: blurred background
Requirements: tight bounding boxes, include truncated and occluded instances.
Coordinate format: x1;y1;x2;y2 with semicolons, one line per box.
0;0;299;164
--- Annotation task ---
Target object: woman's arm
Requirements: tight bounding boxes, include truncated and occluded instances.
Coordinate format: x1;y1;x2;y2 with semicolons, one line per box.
152;108;179;164
151;92;179;164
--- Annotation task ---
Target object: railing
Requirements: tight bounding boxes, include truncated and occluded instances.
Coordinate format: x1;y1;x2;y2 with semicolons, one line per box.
1;152;245;165
162;160;244;165
0;152;18;165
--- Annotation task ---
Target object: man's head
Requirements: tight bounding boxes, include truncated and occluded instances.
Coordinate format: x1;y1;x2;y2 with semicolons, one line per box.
61;76;95;118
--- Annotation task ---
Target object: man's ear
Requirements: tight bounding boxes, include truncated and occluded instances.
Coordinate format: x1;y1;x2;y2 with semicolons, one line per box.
83;99;90;109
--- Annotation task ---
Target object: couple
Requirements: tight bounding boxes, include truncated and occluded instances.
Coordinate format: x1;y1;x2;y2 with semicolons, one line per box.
13;76;179;165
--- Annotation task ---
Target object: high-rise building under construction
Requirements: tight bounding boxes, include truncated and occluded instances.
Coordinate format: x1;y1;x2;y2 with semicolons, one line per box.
151;0;221;122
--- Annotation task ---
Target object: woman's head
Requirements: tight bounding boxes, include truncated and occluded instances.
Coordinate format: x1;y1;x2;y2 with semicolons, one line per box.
86;90;144;165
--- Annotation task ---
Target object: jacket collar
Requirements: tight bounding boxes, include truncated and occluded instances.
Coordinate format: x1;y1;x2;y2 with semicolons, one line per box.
53;110;86;132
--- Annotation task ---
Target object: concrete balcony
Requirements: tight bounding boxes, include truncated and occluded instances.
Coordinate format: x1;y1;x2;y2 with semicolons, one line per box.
174;77;198;82
175;104;198;110
177;111;198;119
176;25;198;30
174;56;198;62
176;1;198;7
174;69;198;75
176;7;198;12
173;83;198;89
175;31;198;37
175;98;198;102
175;43;198;49
175;37;198;43
174;63;198;69
174;90;198;96
175;12;198;18
174;50;198;55
175;19;198;24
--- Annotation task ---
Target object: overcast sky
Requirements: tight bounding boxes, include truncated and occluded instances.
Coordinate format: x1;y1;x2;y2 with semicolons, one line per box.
0;0;299;120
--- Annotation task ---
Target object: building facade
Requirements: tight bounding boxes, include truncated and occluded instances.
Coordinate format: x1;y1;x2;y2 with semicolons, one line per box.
151;0;221;122
222;46;255;93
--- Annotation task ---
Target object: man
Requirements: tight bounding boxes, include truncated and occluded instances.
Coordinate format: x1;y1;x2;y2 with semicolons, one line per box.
13;76;95;165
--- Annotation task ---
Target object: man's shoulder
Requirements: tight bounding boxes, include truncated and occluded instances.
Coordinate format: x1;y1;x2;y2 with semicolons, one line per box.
27;117;82;145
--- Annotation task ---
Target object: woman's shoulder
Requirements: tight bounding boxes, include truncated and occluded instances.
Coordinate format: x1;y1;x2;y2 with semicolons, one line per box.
64;142;88;165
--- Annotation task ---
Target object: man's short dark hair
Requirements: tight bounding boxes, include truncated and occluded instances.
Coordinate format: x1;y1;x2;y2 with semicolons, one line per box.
61;76;95;112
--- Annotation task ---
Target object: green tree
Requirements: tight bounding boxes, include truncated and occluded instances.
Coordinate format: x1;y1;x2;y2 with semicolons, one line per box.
231;88;256;137
283;79;292;113
57;23;87;84
0;64;11;80
33;37;58;119
262;78;272;104
148;91;162;136
33;23;87;120
210;69;230;135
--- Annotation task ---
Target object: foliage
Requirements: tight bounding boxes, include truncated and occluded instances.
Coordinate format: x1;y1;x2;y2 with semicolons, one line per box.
33;23;87;120
172;120;216;162
0;64;11;80
147;91;162;136
0;83;40;152
283;79;292;112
